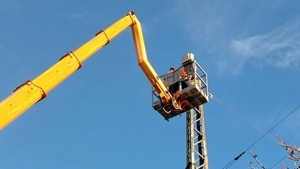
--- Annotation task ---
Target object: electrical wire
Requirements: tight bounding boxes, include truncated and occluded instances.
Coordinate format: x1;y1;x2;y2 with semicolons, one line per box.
270;156;286;169
211;96;277;143
210;95;300;168
222;151;246;169
244;103;300;151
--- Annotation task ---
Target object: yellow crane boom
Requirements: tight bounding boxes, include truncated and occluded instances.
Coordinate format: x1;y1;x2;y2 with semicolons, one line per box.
0;11;176;130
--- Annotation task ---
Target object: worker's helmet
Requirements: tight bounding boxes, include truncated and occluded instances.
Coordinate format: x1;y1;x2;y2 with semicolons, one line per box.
169;67;175;71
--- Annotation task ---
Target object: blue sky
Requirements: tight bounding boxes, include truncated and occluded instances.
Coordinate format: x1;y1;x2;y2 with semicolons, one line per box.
1;0;300;168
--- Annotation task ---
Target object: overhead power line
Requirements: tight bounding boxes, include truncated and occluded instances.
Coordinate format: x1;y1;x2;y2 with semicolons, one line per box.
222;151;246;169
210;94;300;169
270;156;286;169
211;96;277;143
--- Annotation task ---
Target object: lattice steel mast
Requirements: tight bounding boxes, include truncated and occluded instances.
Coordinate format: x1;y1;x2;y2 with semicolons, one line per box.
186;105;209;169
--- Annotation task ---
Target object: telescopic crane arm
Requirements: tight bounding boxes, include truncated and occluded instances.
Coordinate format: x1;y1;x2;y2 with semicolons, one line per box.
0;11;176;130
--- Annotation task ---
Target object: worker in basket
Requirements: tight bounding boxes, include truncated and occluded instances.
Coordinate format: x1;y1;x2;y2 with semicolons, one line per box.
167;67;190;110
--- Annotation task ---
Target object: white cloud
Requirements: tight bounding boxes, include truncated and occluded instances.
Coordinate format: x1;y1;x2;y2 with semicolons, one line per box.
170;0;300;75
231;18;300;72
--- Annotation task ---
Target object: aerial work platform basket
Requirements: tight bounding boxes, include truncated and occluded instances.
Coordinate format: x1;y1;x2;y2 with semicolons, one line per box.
152;53;209;120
